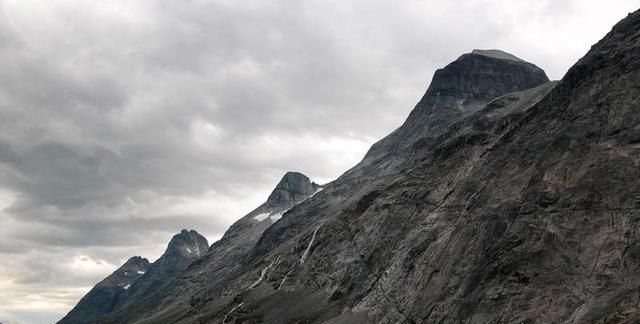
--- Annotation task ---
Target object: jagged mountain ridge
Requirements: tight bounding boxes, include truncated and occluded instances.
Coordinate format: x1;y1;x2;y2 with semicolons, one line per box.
58;230;208;324
59;171;322;324
63;9;640;324
233;11;640;323
84;51;553;323
62;49;556;323
57;256;150;322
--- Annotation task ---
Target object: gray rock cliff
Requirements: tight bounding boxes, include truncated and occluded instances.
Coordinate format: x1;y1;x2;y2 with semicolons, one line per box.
61;8;640;324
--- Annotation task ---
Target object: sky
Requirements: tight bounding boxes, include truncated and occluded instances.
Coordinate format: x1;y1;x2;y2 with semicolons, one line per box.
0;0;638;323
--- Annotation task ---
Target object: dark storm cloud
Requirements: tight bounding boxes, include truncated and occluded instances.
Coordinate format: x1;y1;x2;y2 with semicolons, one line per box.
0;1;638;323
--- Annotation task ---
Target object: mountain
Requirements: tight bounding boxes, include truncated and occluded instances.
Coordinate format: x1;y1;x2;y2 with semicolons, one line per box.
342;48;548;182
59;171;322;324
79;49;550;323
63;9;640;324
58;230;208;324
57;256;150;323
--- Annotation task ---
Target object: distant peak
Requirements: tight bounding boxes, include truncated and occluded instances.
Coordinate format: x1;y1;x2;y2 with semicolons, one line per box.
280;171;309;185
470;49;524;62
124;256;150;267
165;229;209;257
267;171;322;207
172;229;205;241
177;229;201;237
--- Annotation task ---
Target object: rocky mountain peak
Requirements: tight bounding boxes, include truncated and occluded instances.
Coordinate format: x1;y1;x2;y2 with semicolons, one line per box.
61;10;640;324
420;48;549;107
122;256;149;268
117;256;150;278
110;256;150;282
165;229;209;258
266;171;322;208
356;48;550;170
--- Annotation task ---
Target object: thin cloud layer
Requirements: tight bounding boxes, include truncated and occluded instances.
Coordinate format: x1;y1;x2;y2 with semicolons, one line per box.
0;1;638;323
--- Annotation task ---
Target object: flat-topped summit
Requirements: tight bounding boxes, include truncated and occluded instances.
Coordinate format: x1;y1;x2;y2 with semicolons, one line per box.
470;49;524;62
356;47;550;169
424;48;548;104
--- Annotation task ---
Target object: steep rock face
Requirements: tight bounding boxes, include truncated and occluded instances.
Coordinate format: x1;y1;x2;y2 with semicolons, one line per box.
174;10;637;324
57;256;150;323
58;231;207;324
266;171;322;209
92;56;553;324
220;171;322;247
347;49;549;182
211;10;640;324
63;9;640;324
67;172;322;324
72;53;554;324
121;230;209;302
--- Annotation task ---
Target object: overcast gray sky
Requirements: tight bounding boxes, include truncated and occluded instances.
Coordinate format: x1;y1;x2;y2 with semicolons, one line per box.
0;1;638;323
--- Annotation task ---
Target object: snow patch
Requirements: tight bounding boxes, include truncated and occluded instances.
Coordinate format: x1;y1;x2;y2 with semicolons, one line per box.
278;267;295;290
269;212;284;222
300;226;321;264
253;212;271;221
185;247;193;254
299;187;324;204
311;187;324;197
223;302;245;324
249;256;280;289
137;271;145;275
123;284;131;290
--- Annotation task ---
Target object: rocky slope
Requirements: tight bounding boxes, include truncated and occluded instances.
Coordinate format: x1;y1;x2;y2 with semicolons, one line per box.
58;230;208;324
63;9;640;324
57;256;150;323
83;49;551;323
342;48;548;183
59;172;322;324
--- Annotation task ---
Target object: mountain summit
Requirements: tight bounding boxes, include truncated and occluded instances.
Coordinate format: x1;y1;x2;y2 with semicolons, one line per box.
470;49;524;62
165;229;209;258
346;48;549;182
266;171;322;208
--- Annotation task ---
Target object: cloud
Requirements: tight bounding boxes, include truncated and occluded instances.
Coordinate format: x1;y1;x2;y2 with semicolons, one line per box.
0;0;638;323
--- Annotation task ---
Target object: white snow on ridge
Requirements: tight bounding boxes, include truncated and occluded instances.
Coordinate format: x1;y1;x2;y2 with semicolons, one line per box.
253;187;324;223
253;210;287;223
311;187;324;196
269;212;284;222
299;187;324;204
137;270;145;275
123;284;131;290
253;212;271;221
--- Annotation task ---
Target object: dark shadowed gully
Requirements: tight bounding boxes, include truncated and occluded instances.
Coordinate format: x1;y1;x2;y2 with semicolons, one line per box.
61;9;640;324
